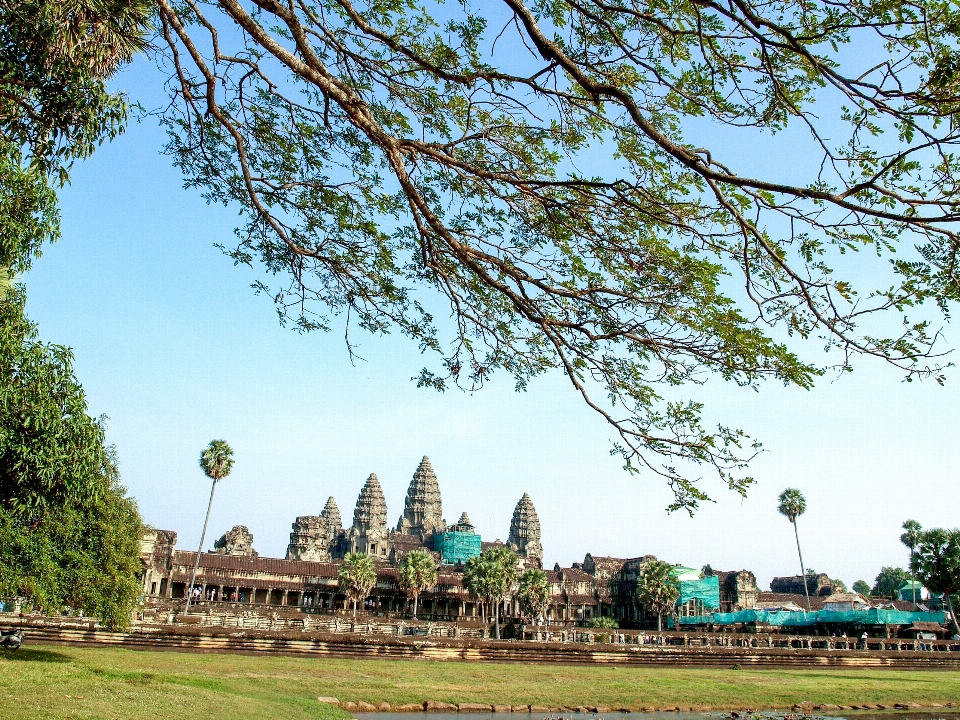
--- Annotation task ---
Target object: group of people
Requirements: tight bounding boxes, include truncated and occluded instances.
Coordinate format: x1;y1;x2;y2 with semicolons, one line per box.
190;586;246;603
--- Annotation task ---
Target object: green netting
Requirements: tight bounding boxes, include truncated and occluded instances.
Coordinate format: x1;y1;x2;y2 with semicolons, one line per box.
435;531;481;564
678;608;945;627
678;575;720;610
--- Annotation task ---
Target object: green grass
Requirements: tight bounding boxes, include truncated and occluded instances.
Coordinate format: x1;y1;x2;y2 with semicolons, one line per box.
2;645;960;719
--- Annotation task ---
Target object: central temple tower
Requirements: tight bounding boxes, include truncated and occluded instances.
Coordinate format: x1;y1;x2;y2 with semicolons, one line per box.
508;492;543;568
396;456;446;538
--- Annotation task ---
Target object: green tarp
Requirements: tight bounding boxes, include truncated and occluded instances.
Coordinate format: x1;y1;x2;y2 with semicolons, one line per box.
678;575;720;610
435;531;481;564
677;608;945;627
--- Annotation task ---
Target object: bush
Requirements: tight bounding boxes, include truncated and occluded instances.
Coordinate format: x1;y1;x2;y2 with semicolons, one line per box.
589;615;619;629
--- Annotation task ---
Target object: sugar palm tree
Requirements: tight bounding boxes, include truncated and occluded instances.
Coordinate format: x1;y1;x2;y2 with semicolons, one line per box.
184;439;234;615
463;546;519;639
901;519;923;603
516;568;551;639
910;528;960;636
462;554;492;623
636;560;680;631
338;552;377;617
398;549;438;620
778;488;811;611
0;267;14;299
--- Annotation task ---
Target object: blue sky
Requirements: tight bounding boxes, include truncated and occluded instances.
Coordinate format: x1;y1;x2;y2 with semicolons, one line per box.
20;55;960;592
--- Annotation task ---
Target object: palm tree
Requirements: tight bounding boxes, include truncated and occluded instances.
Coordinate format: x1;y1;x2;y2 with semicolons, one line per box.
338;552;377;617
901;519;923;603
462;554;492;623
778;487;811;611
516;568;551;637
910;528;960;636
636;560;680;631
398;549;438;620
184;439;234;615
462;546;519;639
0;267;14;299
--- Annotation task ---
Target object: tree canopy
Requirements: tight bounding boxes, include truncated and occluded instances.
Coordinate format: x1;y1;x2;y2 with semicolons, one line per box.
397;548;438;618
636;559;680;630
910;528;960;635
338;551;377;615
0;0;153;628
155;0;960;511
199;439;235;482
516;567;550;622
871;566;911;598
463;545;520;638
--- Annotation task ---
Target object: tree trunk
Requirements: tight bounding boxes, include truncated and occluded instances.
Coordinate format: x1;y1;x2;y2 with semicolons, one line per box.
184;478;218;615
352;597;357;617
793;520;812;611
494;600;500;640
946;593;960;637
412;592;419;620
657;613;662;631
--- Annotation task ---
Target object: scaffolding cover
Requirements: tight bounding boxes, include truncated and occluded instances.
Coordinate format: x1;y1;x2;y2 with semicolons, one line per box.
435;531;481;565
678;575;721;610
677;608;945;627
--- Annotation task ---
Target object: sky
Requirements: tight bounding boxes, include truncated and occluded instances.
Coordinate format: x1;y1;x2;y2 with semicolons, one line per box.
20;46;960;594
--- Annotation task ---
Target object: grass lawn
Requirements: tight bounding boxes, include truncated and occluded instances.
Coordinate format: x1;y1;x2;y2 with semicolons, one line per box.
2;645;960;719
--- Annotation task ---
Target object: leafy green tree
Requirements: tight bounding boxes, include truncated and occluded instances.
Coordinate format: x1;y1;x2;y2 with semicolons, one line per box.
462;546;520;639
184;440;235;614
516;568;551;624
852;580;871;596
911;529;960;636
901;520;923;603
397;549;437;620
338;552;377;617
636;560;680;631
156;0;960;511
777;488;811;611
0;286;144;627
0;446;143;629
589;615;618;629
872;567;912;599
0;0;151;629
0;0;151;181
831;578;848;593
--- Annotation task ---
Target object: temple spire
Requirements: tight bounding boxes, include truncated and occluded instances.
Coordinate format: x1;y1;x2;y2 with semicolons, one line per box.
321;496;342;531
396;455;445;537
508;492;543;567
353;473;388;534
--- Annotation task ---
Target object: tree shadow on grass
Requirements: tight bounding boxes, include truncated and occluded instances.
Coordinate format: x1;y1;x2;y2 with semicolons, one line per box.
0;647;72;663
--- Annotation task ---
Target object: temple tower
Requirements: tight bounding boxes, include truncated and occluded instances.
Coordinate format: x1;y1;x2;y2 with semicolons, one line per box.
212;525;257;557
452;511;474;533
507;493;543;567
396;456;445;537
321;496;342;545
285;516;330;562
348;473;389;558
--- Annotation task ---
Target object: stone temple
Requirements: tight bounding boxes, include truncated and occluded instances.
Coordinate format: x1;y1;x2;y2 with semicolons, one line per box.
281;456;541;569
139;455;923;629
